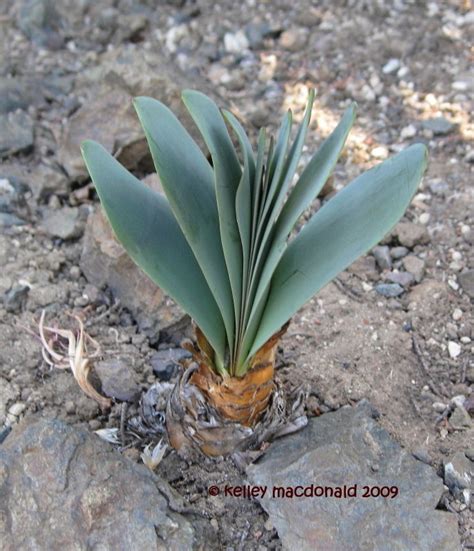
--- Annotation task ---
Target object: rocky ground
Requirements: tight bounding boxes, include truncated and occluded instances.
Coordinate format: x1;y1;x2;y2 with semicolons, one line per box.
0;0;473;549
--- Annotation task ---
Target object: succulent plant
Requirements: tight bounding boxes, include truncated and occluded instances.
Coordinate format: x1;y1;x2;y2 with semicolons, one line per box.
82;90;427;453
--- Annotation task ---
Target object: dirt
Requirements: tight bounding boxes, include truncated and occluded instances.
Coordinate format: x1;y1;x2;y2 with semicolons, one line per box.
0;0;473;549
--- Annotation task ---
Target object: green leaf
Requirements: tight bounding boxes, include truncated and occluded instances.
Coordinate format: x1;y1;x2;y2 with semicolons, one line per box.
223;110;256;362
240;103;356;364
245;93;316;329
277;102;356;240
249;143;428;358
81;140;227;367
255;111;292;249
182;90;243;359
133;96;235;354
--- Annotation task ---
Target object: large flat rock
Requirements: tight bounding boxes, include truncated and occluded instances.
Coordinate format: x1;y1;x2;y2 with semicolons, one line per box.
0;418;194;550
247;402;460;551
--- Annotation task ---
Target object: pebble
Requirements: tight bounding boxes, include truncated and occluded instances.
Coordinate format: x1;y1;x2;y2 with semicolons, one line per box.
386;271;415;287
371;146;388;159
390;246;409;259
65;400;76;414
69;266;81;280
8;402;26;417
244;22;272;49
372;245;392;270
448;341;461;359
279;28;308;52
452;309;463;321
444;452;473;502
422;117;455;136
449;406;472;430
413;448;432;465
41;207;83;240
224;30;249;53
403;255;425;282
394;222;430;248
0;212;26;227
0;111;35;158
95;359;140;402
375;283;404;297
446;323;458;340
400;124;417;139
429;180;449;196
150;348;191;381
432;402;447;413
382;58;400;74
419;213;430;225
458;271;474;298
3;285;29;313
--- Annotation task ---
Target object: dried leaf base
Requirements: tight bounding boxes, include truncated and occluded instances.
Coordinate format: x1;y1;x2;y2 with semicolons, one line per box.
166;365;307;458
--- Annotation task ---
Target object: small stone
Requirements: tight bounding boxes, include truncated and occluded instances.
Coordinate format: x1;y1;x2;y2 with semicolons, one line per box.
458;271;474;298
64;400;76;414
41;207;83;240
394;222;430;248
8;403;26;417
413;448;432;465
429;180;449;196
432;402;447;413
348;256;378;281
419;213;430;225
3;285;29;313
460;336;471;344
400;124;417;139
448;341;461;359
244;22;272;48
279;28;308;52
382;58;400;74
224;30;249;53
372;245;392;270
385;271;415;287
422;117;455;136
444;453;473;502
150;348;191;381
95;359;140;402
0;212;26;227
403;255;425;282
69;266;81;280
390;246;409;259
452;309;463;321
0;77;43;114
17;0;64;48
446;323;458;340
449;406;472;430
375;283;404;297
0;111;34;158
371;146;388;159
451;251;462;262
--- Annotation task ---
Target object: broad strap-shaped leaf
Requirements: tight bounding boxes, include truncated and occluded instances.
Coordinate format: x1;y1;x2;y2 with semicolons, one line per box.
238;103;356;367
182;90;243;358
277;102;356;240
244;94;316;336
133;96;234;353
223;110;256;360
249;143;428;358
81;140;227;367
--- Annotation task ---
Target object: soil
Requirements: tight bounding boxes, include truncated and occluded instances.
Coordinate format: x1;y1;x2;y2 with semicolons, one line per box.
0;0;472;549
